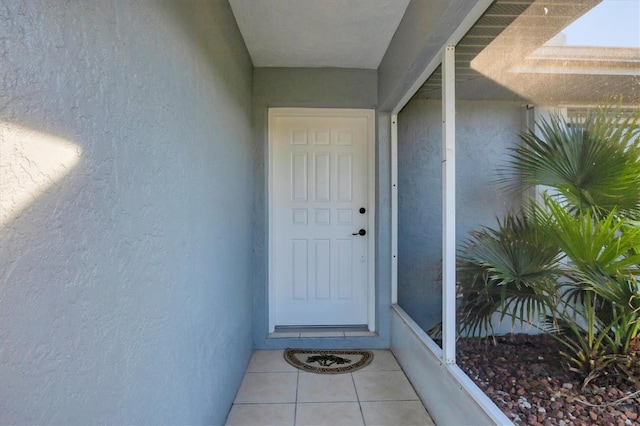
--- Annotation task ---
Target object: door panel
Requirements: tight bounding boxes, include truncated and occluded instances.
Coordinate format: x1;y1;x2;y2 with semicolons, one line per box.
270;109;373;327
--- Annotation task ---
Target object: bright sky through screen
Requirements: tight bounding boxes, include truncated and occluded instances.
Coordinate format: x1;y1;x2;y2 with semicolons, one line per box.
561;0;640;48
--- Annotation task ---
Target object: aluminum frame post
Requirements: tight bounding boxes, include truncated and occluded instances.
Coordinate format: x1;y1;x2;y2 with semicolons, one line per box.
442;44;457;364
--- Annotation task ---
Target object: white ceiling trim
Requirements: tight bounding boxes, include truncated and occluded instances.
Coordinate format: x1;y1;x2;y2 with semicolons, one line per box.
229;0;411;69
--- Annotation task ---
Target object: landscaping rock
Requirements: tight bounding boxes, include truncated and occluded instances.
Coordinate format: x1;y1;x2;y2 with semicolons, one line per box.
456;334;640;426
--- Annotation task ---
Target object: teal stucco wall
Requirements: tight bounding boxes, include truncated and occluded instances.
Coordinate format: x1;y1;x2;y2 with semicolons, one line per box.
396;99;522;333
0;1;254;423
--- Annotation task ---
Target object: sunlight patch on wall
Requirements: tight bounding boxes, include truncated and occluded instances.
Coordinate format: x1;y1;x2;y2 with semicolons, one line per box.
0;121;81;226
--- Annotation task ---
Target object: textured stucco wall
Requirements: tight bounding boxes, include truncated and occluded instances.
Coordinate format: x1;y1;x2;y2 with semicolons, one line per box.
251;68;392;349
0;1;254;424
396;99;522;332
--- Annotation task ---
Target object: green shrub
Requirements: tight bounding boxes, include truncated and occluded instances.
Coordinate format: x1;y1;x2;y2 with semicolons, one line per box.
456;106;640;384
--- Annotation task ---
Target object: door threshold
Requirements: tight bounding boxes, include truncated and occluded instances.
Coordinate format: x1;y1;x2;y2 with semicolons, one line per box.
269;325;376;339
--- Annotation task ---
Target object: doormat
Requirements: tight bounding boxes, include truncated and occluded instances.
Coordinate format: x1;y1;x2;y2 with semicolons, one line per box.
284;349;374;374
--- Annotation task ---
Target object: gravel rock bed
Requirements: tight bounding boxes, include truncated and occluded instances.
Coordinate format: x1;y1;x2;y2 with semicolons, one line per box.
456;334;640;425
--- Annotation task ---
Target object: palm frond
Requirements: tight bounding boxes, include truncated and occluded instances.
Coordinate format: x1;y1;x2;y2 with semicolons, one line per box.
533;195;640;277
500;106;640;217
457;212;561;336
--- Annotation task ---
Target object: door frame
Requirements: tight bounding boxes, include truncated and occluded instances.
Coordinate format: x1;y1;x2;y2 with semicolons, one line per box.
268;107;376;333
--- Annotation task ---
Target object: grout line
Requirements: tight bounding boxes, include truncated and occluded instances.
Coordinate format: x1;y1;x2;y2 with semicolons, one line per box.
358;398;421;402
293;368;300;425
350;372;367;426
295;401;363;406
350;372;360;403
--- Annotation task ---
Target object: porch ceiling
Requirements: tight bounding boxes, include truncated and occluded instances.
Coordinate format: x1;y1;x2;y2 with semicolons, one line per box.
228;0;410;69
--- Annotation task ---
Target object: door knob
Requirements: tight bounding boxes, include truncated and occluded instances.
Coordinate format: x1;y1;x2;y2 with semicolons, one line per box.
352;229;366;236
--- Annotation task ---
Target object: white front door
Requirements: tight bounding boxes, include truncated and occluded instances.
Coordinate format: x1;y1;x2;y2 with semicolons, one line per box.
269;108;375;330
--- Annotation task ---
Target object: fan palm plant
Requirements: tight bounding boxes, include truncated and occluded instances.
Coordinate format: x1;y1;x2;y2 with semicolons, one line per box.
456;106;640;381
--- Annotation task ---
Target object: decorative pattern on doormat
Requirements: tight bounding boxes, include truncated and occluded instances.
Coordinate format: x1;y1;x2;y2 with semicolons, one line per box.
284;349;374;374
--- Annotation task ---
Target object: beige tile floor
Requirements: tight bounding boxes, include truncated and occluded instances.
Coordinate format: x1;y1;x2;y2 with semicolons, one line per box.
225;350;436;426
